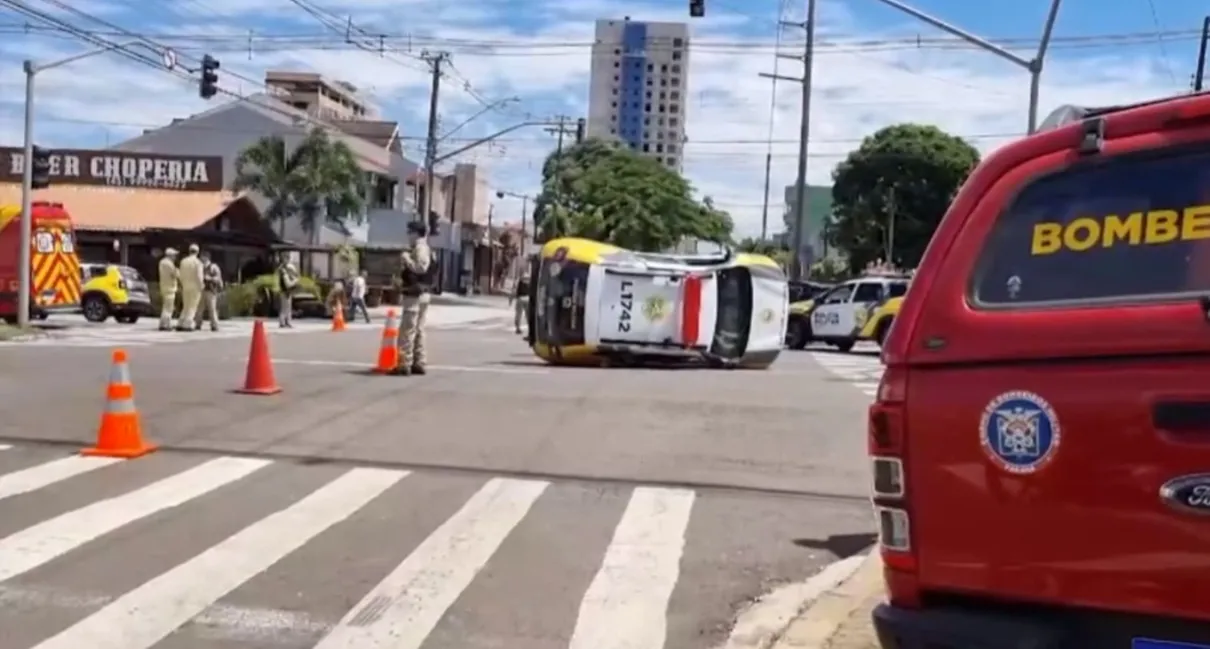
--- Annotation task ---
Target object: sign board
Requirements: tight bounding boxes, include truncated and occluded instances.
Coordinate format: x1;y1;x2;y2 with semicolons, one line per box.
0;147;223;192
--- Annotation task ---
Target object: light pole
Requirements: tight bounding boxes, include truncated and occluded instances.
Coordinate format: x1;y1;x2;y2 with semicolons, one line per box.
17;42;175;328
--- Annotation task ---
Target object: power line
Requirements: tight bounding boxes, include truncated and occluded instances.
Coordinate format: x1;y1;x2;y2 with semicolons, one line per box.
1;21;1205;55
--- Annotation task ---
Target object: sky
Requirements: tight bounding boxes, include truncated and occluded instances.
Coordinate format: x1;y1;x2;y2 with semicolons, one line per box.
0;0;1205;238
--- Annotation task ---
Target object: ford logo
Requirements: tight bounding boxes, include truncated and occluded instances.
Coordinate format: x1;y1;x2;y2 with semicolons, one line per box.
1159;474;1210;514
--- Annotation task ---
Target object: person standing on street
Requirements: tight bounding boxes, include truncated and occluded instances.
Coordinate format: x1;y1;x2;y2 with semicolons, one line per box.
277;253;299;328
198;250;224;332
394;221;435;376
157;247;180;331
177;244;204;331
349;270;371;323
511;267;531;335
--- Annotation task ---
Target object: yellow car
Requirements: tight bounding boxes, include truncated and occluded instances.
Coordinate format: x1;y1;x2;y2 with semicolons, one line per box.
80;262;153;324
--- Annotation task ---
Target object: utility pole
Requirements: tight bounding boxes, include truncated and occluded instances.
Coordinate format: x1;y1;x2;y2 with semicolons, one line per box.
759;0;817;281
545;116;576;155
1194;16;1209;92
759;153;772;241
421;50;450;227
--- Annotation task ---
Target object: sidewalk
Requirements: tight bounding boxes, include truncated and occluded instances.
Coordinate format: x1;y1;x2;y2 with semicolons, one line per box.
772;553;883;649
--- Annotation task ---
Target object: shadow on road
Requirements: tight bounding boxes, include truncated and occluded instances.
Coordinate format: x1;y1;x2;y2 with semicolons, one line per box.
791;532;878;558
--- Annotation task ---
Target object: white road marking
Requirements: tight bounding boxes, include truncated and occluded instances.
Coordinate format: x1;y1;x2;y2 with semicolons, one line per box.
0;583;331;645
718;553;868;649
0;456;123;502
0;456;269;583
265;358;549;375
314;477;549;649
568;487;696;649
30;467;405;649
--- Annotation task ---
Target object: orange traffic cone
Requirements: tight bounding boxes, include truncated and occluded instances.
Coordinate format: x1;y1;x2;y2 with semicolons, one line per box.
331;303;346;332
82;349;157;459
373;309;400;373
235;320;282;395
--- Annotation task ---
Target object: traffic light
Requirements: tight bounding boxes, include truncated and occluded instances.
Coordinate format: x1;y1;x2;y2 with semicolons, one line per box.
575;118;586;143
690;0;704;17
30;146;51;189
199;54;220;100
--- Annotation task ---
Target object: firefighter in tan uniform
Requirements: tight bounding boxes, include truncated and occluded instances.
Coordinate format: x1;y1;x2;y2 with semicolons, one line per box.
176;244;204;331
157;247;179;331
394;221;435;376
198;250;223;332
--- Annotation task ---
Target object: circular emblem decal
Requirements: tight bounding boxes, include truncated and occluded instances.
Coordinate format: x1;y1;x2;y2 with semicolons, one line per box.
642;295;669;322
979;391;1061;474
761;308;774;323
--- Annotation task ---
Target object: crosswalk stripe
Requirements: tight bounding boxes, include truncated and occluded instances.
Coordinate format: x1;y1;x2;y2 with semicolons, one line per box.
314;477;549;649
30;467;405;649
0;456;269;583
0;456;123;502
569;487;696;649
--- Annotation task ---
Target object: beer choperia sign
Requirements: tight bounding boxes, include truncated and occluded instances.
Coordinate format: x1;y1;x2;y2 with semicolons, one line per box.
0;147;223;192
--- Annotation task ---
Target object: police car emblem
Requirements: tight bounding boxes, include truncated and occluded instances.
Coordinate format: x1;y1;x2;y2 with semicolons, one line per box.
979;390;1061;474
761;308;774;323
642;295;668;322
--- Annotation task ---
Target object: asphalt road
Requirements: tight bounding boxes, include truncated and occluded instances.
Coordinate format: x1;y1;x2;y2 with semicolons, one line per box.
0;316;878;649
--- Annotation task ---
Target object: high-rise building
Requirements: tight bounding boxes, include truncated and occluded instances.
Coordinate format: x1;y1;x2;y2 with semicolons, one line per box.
587;18;690;172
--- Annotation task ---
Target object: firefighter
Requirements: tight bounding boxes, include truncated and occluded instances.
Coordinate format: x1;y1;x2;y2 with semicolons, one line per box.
277;253;299;328
394;221;435;375
157;247;180;331
177;244;204;331
198;250;223;332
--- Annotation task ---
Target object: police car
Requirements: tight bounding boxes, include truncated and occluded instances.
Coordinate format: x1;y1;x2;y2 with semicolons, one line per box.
788;272;909;352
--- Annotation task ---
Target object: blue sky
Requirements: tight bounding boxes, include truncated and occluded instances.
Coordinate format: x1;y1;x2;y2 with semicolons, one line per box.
0;0;1202;236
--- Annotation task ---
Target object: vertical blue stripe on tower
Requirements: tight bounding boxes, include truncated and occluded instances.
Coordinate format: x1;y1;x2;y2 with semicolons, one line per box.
618;22;648;150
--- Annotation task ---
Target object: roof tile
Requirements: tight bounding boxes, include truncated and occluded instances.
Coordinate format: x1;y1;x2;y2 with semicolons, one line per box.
0;184;251;232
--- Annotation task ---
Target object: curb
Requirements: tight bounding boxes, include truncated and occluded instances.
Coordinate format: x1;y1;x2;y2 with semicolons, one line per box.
770;552;883;649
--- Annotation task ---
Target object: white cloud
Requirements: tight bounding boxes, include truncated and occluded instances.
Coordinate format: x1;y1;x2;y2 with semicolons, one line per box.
0;0;1190;237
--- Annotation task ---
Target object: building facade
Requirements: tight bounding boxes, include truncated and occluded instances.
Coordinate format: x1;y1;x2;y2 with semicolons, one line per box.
587;18;689;171
784;184;837;267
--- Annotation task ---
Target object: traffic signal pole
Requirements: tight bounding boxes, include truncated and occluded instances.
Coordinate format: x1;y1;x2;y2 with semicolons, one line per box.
17;42;171;328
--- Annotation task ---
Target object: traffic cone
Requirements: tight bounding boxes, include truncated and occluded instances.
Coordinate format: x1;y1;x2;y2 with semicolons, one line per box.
331;303;346;332
82;349;157;459
235;320;282;395
373;309;400;373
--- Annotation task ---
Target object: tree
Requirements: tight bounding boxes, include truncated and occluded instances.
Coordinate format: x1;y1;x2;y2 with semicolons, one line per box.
532;138;732;251
827;123;979;272
736;236;791;269
232;127;368;242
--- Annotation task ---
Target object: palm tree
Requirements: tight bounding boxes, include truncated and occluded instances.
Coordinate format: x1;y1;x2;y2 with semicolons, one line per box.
231;127;368;242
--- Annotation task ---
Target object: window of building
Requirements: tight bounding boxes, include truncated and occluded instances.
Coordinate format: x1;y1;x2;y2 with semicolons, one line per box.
661;79;668;87
670;118;678;127
673;37;684;47
646;78;653;87
614;61;619;68
614;48;621;55
672;51;681;61
659;91;666;100
670;91;680;100
671;65;681;74
644;102;652;112
656;143;664;153
670;104;679;114
658;103;666;113
656;131;664;140
611;101;617;108
614;75;619;82
610;114;617;122
667;144;678;153
642;143;650;152
643;116;650;125
661;64;668;72
647;63;654;72
645;90;652;99
612;87;618;95
671;77;680;87
666;157;676;166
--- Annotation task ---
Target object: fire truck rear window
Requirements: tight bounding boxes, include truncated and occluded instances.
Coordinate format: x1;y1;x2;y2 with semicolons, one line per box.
973;148;1210;306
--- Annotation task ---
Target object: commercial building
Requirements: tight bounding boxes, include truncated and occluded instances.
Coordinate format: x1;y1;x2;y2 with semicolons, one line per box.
586;18;689;171
107;71;495;293
783;184;837;267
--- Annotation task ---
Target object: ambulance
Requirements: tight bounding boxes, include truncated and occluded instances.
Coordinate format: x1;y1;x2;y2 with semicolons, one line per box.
0;201;83;323
525;237;789;368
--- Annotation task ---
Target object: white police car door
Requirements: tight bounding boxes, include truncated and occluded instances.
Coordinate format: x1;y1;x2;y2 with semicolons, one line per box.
850;281;887;334
810;284;856;336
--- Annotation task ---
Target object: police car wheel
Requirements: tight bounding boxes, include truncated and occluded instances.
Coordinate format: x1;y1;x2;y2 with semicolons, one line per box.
834;340;855;353
82;294;111;323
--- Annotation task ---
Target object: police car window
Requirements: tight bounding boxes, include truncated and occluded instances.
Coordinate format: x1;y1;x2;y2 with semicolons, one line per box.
823;285;853;304
886;282;908;298
852;282;883;302
973;147;1210;306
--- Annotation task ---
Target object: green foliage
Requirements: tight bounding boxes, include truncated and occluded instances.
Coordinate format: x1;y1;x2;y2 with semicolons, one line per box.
828;123;980;272
532;138;733;251
232;127;368;240
809;258;849;282
736;236;791;269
